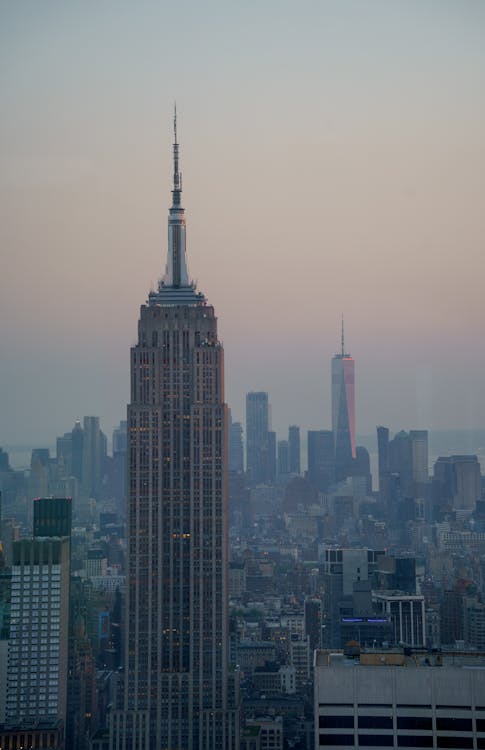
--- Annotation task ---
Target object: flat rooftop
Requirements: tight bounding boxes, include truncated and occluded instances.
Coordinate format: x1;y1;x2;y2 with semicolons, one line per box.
315;648;485;669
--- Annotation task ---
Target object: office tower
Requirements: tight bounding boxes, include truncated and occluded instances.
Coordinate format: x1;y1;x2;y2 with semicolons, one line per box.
409;430;428;481
278;440;290;477
307;430;335;492
29;448;50;501
110;114;238;749
288;425;301;475
314;649;485;750
56;431;73;476
33;496;72;539
351;446;372;494
320;547;383;648
246;391;274;484
112;420;127;454
228;412;244;474
434;455;481;512
409;429;428;501
111;420;128;514
266;430;277;484
376;425;390;493
4;500;71;748
331;321;356;482
71;421;84;483
388;429;429;500
82;416;105;499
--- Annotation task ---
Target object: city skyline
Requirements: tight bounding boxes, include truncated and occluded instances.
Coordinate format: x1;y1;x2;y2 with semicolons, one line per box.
1;1;485;445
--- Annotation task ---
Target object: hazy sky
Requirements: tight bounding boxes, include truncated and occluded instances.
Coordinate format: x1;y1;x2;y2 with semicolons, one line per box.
1;0;484;447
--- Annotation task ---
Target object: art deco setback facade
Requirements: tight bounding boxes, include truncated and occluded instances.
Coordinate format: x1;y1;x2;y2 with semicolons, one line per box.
110;114;238;750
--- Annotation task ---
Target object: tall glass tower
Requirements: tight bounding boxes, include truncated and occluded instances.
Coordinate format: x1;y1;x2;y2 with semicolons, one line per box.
110;112;238;750
331;320;356;482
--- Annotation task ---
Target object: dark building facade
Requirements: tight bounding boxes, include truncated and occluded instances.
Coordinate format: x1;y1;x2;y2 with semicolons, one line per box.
307;430;335;493
246;392;275;485
288;425;301;475
33;497;72;539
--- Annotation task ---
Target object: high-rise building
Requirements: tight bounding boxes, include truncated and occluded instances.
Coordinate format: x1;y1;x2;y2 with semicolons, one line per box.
246;392;274;484
409;430;428;487
288;425;301;475
110;114;238;749
28;449;50;502
434;455;481;512
81;416;106;499
3;498;71;748
307;430;335;492
277;440;290;477
320;547;384;648
376;426;390;483
111;420;128;514
33;496;72;539
112;420;127;455
377;425;391;504
267;430;277;484
71;420;84;483
388;429;429;500
56;431;73;477
331;321;356;482
228;413;244;474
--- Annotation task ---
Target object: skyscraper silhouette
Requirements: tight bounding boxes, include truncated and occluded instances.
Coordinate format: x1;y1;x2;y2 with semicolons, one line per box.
331;320;356;482
246;392;276;484
288;425;301;475
110;112;238;749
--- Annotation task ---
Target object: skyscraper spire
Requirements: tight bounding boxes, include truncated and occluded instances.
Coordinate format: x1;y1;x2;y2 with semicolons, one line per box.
149;110;205;306
172;102;182;207
341;314;345;357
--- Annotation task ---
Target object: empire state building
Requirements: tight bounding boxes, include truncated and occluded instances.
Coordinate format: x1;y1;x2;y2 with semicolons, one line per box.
110;113;239;749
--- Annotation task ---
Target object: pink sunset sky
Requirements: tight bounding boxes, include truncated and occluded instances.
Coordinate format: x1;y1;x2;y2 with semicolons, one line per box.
1;1;484;446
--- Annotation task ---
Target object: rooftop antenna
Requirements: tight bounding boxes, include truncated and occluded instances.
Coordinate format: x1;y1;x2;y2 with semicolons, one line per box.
341;314;345;357
172;102;181;203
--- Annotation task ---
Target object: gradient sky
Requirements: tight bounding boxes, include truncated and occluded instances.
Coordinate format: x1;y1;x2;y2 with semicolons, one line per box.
1;0;485;447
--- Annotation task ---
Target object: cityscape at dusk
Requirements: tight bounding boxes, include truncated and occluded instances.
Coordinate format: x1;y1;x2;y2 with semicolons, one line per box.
1;3;485;750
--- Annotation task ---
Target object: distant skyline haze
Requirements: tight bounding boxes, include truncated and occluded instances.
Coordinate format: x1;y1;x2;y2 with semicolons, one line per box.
1;1;484;445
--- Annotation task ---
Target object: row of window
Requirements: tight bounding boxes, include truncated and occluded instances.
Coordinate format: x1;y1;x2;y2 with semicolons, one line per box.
319;734;485;748
12;570;61;577
320;715;485;732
